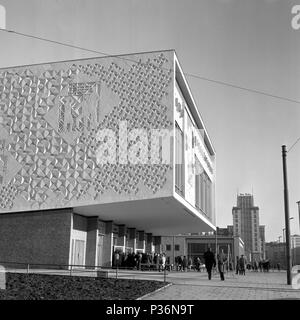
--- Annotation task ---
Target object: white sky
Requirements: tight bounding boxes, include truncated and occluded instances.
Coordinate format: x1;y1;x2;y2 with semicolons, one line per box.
0;0;299;242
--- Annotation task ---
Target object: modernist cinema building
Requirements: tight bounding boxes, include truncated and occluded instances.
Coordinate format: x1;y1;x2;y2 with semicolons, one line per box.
0;50;216;268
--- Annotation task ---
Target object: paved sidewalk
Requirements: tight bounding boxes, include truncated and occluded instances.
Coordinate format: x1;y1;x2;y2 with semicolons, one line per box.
141;270;300;300
5;267;300;300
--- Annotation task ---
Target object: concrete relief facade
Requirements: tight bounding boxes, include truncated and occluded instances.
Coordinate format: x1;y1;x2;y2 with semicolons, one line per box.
0;51;174;213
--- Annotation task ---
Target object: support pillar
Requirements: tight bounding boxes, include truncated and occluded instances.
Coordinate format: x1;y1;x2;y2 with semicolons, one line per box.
117;225;126;253
86;217;98;269
137;231;145;253
127;228;136;253
154;236;162;254
146;233;153;253
102;221;113;267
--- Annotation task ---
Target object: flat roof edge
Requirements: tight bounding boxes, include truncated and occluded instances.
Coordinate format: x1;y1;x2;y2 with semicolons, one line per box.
173;51;216;156
0;49;176;71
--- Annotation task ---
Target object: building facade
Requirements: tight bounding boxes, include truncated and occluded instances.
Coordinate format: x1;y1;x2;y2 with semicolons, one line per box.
232;193;264;261
291;234;300;266
259;225;266;259
0;50;216;267
161;234;244;267
265;242;286;268
265;236;300;269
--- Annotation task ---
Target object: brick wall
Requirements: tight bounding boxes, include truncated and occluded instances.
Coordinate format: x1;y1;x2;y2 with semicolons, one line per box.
0;209;73;267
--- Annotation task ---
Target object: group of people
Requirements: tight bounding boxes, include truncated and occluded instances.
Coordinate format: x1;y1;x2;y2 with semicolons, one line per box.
235;257;271;274
113;250;168;271
203;247;227;281
113;248;274;279
202;248;274;281
174;256;194;271
235;255;247;275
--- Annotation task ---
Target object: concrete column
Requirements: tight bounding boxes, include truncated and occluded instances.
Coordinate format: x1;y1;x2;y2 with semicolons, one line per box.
146;233;153;253
102;221;113;267
127;228;136;253
117;225;126;252
85;217;98;269
154;236;162;254
137;231;145;253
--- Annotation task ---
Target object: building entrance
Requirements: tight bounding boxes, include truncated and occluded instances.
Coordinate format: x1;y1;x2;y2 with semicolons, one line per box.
73;239;85;267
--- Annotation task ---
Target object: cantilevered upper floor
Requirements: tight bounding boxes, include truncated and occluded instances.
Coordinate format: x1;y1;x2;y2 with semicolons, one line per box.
0;50;216;234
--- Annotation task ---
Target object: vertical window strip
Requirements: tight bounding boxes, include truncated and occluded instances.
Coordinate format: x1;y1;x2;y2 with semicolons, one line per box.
175;122;184;196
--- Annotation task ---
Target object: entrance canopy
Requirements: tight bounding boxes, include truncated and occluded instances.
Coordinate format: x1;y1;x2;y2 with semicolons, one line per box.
74;196;215;236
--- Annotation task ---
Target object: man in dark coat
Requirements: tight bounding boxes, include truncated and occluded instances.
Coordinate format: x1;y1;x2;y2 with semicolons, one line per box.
203;247;216;280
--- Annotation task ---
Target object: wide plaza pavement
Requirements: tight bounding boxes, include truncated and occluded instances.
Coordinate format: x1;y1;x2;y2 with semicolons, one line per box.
140;269;300;300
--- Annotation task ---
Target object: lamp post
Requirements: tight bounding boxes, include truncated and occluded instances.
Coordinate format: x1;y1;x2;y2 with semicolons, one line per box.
283;217;294;268
281;145;292;285
283;217;294;243
297;201;300;233
291;236;294;266
215;227;218;272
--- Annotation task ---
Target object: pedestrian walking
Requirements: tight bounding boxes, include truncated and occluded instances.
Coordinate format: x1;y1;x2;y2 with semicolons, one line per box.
114;251;120;268
177;255;182;271
195;257;201;272
239;255;246;275
137;252;142;270
254;260;258;272
182;256;188;272
161;253;166;271
188;257;193;271
235;256;239;275
203;247;216;280
258;260;263;272
217;250;226;281
277;262;281;271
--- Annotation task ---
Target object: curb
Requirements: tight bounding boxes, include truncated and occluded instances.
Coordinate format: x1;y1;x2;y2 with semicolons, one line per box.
136;283;172;300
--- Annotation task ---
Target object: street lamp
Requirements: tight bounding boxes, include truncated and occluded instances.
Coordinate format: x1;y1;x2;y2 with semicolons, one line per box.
281;145;292;285
297;201;300;233
283;217;294;268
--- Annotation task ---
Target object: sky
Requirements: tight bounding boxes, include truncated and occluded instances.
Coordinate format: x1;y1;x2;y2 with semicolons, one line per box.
0;0;299;242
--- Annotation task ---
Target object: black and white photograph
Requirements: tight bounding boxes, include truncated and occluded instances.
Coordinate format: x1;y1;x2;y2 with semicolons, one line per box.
0;0;300;309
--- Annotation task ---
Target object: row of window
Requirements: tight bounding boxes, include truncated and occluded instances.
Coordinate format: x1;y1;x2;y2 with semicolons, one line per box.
175;122;213;217
175;123;184;195
195;155;212;216
166;244;180;251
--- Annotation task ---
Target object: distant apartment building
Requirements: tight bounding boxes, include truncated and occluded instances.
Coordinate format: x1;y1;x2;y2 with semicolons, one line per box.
265;242;286;268
265;235;300;269
291;234;300;266
259;226;266;259
216;226;233;237
227;225;234;236
232;193;265;261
